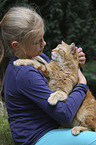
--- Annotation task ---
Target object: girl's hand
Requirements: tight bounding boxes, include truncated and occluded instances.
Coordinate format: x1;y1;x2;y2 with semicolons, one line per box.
78;68;87;85
76;47;86;67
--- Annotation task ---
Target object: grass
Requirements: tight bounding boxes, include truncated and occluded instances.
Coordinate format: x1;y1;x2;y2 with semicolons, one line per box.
0;102;14;145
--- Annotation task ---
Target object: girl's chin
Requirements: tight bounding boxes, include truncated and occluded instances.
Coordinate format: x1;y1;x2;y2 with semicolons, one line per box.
39;49;44;54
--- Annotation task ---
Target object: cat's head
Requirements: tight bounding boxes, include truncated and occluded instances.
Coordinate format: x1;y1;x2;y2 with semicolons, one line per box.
51;41;79;65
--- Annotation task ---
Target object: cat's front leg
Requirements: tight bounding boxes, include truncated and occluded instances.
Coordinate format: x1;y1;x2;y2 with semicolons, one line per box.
14;59;49;77
48;91;68;105
13;59;41;68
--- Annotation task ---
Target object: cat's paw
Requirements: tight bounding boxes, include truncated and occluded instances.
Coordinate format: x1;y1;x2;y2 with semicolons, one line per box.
72;126;88;135
48;91;68;105
13;59;40;68
13;59;33;66
13;59;23;66
72;126;80;135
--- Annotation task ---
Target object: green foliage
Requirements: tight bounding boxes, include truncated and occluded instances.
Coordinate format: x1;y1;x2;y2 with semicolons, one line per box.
62;0;96;61
0;105;14;145
83;61;96;97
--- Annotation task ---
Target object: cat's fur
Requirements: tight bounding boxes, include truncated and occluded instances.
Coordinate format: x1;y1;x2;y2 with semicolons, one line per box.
14;41;96;135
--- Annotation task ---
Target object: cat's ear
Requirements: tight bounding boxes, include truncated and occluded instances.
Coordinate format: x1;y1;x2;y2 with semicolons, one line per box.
70;43;76;54
62;41;65;45
61;41;67;45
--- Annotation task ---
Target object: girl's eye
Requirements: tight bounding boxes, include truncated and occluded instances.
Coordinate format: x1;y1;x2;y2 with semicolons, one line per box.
35;39;42;45
39;39;42;42
33;36;44;45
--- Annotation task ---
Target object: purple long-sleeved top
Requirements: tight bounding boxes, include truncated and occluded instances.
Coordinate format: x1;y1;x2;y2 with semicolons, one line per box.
4;53;88;145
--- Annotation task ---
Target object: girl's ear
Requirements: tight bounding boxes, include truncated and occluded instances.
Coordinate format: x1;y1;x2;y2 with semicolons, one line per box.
11;41;20;50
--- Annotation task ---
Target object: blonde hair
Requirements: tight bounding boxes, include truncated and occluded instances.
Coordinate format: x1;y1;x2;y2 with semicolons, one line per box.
0;6;44;57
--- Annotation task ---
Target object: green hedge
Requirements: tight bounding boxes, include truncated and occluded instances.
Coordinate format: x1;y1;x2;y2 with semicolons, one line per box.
83;61;96;97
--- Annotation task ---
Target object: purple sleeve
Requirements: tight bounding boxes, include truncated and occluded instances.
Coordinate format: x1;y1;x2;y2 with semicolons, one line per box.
43;83;88;123
40;53;50;63
17;67;88;124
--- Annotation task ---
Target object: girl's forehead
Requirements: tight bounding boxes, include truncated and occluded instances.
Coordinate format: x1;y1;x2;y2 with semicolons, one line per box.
37;30;45;39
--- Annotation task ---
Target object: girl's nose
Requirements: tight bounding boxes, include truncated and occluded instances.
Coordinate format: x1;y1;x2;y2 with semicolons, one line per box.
43;40;46;46
41;38;46;47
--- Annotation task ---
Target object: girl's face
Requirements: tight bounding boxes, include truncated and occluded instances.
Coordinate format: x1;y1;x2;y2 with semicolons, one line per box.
23;31;46;58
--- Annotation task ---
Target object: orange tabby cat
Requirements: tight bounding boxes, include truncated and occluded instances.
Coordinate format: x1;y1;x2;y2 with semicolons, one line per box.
14;41;96;135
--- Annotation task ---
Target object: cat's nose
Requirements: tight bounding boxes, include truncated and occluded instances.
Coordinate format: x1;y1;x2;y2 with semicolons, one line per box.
52;49;55;52
52;47;59;52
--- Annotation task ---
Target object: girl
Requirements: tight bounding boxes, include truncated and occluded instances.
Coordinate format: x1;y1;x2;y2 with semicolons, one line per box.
0;6;96;145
